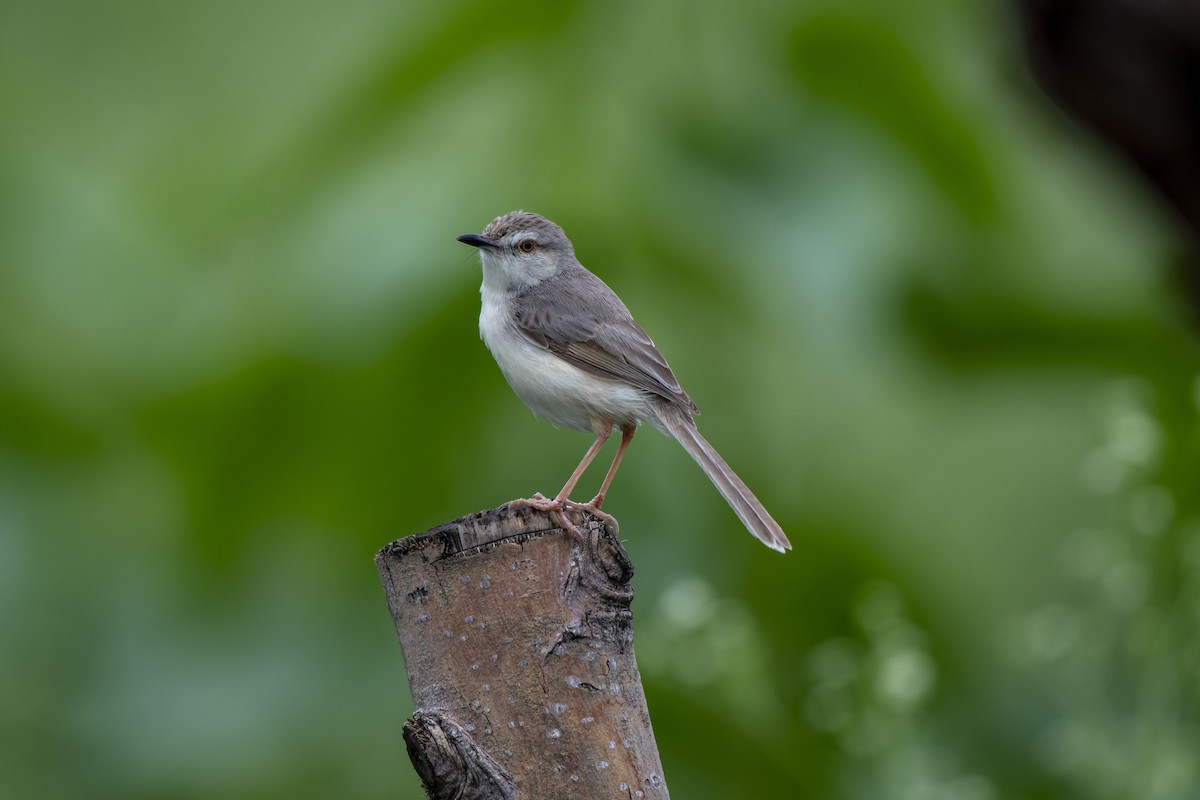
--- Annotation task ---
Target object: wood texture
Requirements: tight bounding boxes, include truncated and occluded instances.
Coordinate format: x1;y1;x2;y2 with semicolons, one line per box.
376;504;670;800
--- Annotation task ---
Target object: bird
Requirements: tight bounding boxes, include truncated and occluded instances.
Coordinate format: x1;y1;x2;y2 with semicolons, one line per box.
457;211;791;552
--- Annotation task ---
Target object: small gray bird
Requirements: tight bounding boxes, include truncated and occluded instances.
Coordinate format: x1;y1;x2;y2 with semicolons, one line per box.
458;211;791;552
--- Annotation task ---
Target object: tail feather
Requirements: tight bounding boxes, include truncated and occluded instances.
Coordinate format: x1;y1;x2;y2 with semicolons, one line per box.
657;411;792;552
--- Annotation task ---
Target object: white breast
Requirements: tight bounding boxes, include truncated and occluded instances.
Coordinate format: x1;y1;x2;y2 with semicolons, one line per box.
479;288;654;433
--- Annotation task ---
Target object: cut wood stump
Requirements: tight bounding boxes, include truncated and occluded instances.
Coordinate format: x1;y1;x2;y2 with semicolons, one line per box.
376;503;670;800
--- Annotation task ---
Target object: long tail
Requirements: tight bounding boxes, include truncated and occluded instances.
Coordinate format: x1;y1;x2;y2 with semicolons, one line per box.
657;411;792;552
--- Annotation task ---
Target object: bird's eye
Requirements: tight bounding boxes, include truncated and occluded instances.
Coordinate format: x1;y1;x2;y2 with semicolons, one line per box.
517;239;537;253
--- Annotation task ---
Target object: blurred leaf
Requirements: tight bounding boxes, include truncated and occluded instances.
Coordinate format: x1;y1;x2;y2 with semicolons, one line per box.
789;14;995;222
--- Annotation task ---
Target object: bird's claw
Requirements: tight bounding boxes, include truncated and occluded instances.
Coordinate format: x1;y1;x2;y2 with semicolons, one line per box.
511;493;618;538
511;494;585;540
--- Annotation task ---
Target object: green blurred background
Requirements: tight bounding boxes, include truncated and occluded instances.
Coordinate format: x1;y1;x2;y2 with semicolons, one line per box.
3;0;1199;798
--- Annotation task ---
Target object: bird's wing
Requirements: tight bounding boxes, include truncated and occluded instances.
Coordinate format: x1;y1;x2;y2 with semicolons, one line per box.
512;267;698;414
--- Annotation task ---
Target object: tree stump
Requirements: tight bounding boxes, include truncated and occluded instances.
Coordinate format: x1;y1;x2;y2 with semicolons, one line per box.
376;503;670;800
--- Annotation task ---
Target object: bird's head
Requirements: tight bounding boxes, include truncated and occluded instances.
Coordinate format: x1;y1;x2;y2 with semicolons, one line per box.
458;210;575;291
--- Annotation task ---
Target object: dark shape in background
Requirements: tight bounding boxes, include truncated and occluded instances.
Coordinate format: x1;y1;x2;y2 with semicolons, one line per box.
1015;0;1200;307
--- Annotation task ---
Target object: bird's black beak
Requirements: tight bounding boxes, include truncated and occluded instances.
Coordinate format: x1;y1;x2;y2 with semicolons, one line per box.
457;233;498;250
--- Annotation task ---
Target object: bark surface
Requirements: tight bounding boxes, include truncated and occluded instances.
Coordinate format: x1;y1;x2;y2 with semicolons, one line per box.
376;504;669;800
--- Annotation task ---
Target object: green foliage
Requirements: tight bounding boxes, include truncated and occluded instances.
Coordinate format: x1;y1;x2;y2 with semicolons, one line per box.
2;0;1197;798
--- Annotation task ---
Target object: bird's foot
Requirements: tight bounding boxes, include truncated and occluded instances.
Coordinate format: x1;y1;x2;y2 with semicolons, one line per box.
510;492;563;513
510;494;584;539
564;497;618;535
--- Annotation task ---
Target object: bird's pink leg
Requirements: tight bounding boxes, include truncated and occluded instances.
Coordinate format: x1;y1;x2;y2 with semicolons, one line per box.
554;424;636;531
583;424;636;511
512;428;611;535
553;429;611;503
